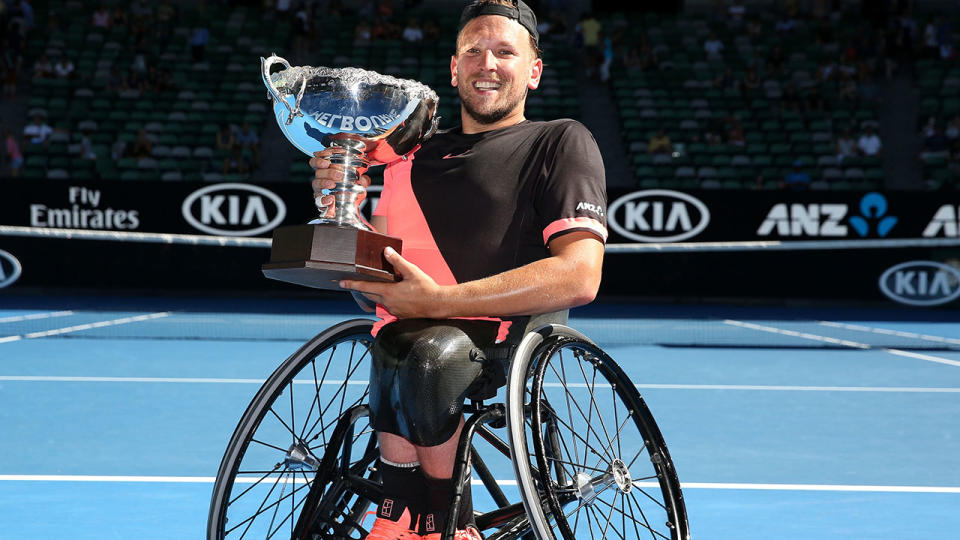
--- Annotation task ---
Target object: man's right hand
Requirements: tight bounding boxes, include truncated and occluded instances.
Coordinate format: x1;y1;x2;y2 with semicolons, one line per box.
309;148;372;219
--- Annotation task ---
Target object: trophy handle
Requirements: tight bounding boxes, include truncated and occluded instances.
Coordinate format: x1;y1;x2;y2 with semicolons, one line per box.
261;55;306;125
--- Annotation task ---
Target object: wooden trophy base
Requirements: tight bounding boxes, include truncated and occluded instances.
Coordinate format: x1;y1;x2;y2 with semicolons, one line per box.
261;224;402;291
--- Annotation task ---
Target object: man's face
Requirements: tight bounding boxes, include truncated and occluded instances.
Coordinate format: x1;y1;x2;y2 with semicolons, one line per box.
451;15;542;126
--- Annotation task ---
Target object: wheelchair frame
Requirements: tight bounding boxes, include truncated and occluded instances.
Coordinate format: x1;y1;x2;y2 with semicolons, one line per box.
207;318;689;540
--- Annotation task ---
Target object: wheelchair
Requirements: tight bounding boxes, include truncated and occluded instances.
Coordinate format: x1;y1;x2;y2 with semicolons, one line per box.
207;317;689;540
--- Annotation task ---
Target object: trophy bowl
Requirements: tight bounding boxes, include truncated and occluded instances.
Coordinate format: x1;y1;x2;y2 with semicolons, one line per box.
259;55;439;290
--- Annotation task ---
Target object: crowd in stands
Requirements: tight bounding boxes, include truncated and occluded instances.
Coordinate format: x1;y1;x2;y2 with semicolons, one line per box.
1;1;958;189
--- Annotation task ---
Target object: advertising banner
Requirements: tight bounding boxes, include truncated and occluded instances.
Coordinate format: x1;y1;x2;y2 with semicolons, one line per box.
1;180;958;307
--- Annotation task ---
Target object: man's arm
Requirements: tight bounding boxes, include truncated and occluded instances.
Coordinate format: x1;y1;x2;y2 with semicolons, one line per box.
340;230;604;319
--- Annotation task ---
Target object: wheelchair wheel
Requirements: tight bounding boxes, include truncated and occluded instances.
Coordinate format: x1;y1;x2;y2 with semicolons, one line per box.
506;325;689;540
207;319;381;540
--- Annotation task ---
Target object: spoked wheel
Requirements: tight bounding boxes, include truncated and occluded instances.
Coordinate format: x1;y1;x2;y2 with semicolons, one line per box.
207;319;380;540
507;325;689;540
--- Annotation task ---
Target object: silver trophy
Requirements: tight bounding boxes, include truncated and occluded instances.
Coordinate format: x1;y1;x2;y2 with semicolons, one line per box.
259;54;439;290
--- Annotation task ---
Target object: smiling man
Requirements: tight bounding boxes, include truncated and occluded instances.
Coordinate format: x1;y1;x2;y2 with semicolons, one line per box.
309;1;608;538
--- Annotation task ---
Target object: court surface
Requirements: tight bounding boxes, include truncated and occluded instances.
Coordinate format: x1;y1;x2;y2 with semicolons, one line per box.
1;294;958;539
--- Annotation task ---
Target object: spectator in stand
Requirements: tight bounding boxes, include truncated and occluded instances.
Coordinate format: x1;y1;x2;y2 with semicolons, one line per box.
780;82;802;112
646;129;673;155
23;114;53;145
713;67;738;92
131;128;153;159
576;12;602;79
857;66;880;105
727;124;746;146
804;85;826;114
920;116;937;139
293;3;311;58
3;20;24;99
784;160;812;190
155;0;177;49
857;125;882;157
764;44;785;77
105;64;128;94
922;15;940;59
91;3;111;29
110;4;128;28
129;0;153;25
190;25;210;62
746;15;762;38
836;128;857;163
727;2;746;26
354;20;372;46
402;17;424;44
741;66;762;100
922;125;951;157
703;32;724;60
774;11;796;34
275;0;293;19
236;121;260;171
837;71;858;104
599;31;615;83
4;129;23;178
53;55;75;79
946;116;960;143
32;52;53;80
215;123;240;175
422;17;440;41
815;58;835;84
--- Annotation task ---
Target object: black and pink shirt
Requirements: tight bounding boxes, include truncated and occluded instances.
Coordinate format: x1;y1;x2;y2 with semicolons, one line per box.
373;119;608;339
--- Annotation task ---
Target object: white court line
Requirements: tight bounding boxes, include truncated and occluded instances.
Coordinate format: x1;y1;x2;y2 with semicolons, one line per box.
0;310;74;324
1;375;958;394
723;320;871;349
0;475;957;494
884;349;960;368
818;321;960;346
725;319;960;368
0;312;171;342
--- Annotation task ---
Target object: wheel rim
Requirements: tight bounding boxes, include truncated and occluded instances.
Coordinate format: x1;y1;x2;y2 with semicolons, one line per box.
528;336;686;540
211;323;377;539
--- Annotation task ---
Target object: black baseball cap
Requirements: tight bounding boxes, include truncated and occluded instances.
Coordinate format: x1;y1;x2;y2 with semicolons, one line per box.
457;0;539;47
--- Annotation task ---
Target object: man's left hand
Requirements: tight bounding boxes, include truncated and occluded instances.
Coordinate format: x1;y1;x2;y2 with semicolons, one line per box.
339;247;444;319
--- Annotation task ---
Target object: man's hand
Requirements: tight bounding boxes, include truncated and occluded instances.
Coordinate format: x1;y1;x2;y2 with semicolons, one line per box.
309;149;371;218
339;247;445;319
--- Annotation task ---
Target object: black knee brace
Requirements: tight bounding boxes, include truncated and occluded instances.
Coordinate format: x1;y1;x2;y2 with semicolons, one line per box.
368;319;499;447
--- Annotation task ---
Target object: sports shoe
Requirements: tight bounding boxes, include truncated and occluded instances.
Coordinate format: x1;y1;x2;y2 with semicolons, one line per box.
365;503;421;540
366;516;422;540
421;526;484;540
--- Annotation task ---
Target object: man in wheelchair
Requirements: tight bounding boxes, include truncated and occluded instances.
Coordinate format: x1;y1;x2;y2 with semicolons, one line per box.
309;1;607;538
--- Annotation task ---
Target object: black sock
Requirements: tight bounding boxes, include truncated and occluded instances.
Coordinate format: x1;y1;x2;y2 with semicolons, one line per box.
376;458;424;524
420;473;475;534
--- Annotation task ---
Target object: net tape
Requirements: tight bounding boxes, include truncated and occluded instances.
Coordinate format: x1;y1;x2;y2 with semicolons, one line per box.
3;225;959;252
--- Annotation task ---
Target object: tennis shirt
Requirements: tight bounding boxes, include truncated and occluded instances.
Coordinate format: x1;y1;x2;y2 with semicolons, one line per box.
372;118;608;339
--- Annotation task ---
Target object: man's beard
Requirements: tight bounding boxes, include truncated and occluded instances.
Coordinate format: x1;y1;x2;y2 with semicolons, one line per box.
458;84;528;125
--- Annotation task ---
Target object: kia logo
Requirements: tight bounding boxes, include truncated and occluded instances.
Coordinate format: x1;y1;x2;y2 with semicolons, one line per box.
878;261;960;307
607;190;710;242
0;249;22;289
182;183;287;236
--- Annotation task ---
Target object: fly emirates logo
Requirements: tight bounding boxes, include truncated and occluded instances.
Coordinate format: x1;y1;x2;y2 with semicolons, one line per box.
30;186;140;230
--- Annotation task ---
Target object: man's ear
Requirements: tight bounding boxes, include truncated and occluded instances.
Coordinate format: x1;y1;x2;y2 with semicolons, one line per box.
528;58;543;90
450;55;459;87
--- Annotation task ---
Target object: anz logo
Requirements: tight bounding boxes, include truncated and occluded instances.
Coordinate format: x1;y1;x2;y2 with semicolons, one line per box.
879;261;960;306
0;249;22;289
758;192;898;238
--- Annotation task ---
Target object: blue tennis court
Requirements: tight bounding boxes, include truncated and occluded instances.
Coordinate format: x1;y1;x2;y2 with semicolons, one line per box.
1;295;959;539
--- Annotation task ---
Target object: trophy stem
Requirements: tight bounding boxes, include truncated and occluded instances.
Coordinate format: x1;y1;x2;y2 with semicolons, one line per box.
316;140;374;231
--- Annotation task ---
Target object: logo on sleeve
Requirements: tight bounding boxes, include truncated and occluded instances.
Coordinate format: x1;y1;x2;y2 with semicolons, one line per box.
576;201;604;217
